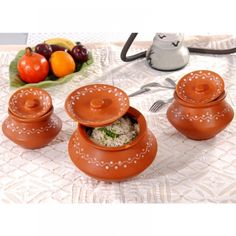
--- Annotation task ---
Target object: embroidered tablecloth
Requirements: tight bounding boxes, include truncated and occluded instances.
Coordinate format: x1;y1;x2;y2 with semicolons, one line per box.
1;34;236;203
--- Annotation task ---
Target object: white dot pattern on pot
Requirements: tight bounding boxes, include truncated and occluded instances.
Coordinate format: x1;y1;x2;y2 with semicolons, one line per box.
170;105;232;123
71;131;154;170
9;88;52;118
177;71;224;104
67;84;129;125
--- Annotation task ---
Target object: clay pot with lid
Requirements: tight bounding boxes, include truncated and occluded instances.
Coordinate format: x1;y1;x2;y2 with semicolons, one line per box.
2;87;62;149
167;70;234;140
65;84;158;182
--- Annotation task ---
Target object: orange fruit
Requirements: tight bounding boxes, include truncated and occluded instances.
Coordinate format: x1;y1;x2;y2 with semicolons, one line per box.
50;51;76;77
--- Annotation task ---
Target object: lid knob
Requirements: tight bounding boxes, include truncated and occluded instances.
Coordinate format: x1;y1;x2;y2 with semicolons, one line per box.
90;98;104;109
195;84;209;93
25;99;39;109
64;84;130;127
176;70;225;104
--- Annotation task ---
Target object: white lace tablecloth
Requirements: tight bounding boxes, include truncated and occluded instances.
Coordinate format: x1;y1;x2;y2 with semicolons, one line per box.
1;34;236;203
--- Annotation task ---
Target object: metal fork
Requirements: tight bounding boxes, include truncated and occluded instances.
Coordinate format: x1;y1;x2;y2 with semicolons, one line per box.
129;80;175;97
149;97;174;112
165;77;177;87
128;87;151;97
128;77;177;97
141;77;176;89
140;82;175;90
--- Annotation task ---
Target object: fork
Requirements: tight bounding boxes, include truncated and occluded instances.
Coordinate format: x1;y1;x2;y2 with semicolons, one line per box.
129;80;175;97
128;77;177;97
148;78;176;112
165;77;177;87
141;78;176;89
128;87;151;97
149;97;174;112
140;82;175;89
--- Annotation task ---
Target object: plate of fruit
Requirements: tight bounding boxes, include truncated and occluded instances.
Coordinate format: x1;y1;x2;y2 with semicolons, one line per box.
9;38;93;88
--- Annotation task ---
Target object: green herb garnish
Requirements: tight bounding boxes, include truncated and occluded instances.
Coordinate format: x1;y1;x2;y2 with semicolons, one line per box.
98;127;120;139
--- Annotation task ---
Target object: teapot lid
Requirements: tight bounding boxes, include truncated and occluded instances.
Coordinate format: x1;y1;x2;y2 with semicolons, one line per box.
176;70;225;104
65;84;130;127
8;87;52;119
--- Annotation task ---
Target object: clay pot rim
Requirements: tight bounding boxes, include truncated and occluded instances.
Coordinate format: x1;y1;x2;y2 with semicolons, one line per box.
8;106;54;123
64;83;130;127
176;70;225;104
174;91;226;108
8;87;53;119
77;106;147;152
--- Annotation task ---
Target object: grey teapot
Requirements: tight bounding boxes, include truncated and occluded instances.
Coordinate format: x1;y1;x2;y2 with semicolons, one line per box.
121;33;236;71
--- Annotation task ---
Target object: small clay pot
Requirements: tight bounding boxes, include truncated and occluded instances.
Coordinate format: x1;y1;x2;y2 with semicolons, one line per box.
65;84;158;181
176;70;225;104
167;91;234;140
68;107;157;181
8;87;52;119
2;87;62;149
2;108;62;149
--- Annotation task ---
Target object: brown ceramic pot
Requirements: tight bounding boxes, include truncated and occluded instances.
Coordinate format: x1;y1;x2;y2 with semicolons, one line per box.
176;70;225;104
2;87;62;149
68;107;157;181
167;91;234;140
2;108;62;149
65;84;158;181
8;87;52;119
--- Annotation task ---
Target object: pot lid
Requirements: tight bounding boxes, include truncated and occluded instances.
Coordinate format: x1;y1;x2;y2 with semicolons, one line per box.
176;70;225;104
65;84;129;127
8;87;52;119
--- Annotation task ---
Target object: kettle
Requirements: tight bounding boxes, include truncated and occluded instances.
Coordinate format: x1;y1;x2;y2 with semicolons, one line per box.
121;33;236;71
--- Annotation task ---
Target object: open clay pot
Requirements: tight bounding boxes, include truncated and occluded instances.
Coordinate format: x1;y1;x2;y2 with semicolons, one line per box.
2;87;62;149
65;84;158;181
167;91;234;140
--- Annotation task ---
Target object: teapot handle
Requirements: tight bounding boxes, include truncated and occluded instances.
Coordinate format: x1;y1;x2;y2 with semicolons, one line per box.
120;33;236;62
188;46;236;54
120;33;146;62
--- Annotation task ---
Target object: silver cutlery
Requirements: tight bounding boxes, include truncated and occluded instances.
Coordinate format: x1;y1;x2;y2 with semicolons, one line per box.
165;77;177;87
140;82;175;90
147;78;176;112
129;78;176;97
128;87;151;97
149;97;174;112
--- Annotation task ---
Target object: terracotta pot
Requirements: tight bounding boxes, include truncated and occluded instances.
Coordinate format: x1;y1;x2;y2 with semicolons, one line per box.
65;84;130;127
167;91;234;140
3;109;62;149
68;107;157;181
65;84;158;181
2;87;62;149
176;70;225;104
8;87;52;119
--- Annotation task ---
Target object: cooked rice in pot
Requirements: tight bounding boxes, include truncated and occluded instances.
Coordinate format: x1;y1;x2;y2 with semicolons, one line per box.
89;116;139;147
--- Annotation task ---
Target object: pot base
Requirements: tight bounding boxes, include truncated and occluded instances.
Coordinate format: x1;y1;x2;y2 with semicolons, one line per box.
2;114;62;149
167;95;234;141
185;135;216;141
68;129;158;182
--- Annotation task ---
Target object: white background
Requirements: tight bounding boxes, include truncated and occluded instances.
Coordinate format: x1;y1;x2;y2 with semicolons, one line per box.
0;0;235;33
0;0;236;235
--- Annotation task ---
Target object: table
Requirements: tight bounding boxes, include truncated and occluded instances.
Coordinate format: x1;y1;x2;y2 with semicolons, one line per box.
1;34;236;203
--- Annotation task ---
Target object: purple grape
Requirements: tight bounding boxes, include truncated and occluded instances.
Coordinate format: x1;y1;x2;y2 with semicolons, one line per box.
67;50;77;62
50;44;67;52
71;45;89;62
35;43;52;60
